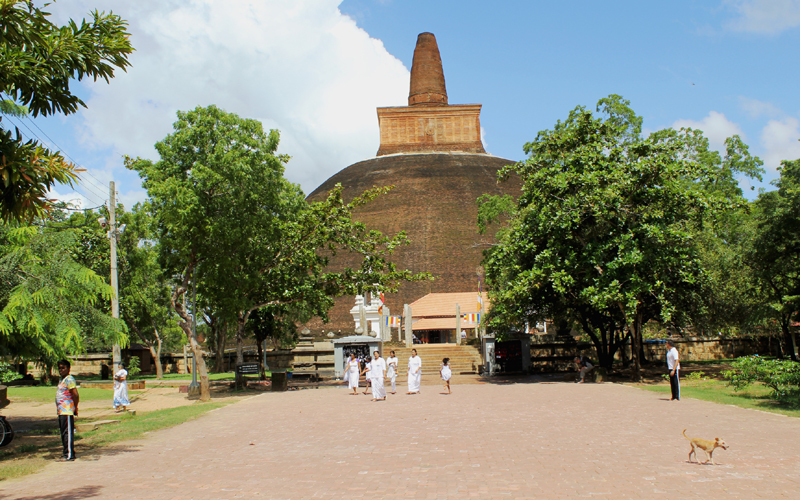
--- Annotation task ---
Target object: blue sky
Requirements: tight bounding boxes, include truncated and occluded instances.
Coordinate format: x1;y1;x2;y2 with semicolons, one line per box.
9;1;800;209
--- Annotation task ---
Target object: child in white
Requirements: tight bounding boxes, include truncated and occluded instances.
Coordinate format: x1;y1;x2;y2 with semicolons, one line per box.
440;357;451;394
386;351;398;394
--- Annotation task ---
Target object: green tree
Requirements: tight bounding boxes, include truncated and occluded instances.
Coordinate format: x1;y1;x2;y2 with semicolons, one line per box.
0;221;127;367
749;155;800;360
0;0;133;222
483;95;741;377
127;105;427;400
118;203;184;378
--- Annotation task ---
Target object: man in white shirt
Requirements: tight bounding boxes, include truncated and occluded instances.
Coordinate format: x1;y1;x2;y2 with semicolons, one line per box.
666;340;680;401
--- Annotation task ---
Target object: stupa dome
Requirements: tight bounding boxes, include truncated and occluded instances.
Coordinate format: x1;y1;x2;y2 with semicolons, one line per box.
304;33;518;336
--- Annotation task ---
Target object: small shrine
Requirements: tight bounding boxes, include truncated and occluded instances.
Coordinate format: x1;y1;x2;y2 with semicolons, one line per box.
349;294;390;340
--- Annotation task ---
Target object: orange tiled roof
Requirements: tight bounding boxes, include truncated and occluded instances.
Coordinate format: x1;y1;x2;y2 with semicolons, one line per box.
408;292;490;317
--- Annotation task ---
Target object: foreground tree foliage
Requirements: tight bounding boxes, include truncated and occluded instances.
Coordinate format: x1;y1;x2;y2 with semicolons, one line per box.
0;0;133;222
0;221;127;366
749;157;800;360
482;95;749;378
128;105;427;400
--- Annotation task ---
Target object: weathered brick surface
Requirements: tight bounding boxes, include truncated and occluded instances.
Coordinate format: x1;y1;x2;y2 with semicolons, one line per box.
305;153;518;336
3;381;799;499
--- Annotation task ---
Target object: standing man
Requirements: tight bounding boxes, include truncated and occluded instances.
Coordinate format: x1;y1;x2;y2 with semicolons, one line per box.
666;340;680;401
56;359;79;461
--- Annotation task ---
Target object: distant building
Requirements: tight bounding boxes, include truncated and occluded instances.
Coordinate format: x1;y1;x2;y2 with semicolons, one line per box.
407;292;490;344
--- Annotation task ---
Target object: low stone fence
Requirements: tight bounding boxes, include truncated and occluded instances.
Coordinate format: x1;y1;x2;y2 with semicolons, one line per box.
530;336;778;372
11;343;333;379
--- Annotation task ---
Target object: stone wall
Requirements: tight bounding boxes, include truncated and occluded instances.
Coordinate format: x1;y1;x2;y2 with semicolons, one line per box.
530;336;777;372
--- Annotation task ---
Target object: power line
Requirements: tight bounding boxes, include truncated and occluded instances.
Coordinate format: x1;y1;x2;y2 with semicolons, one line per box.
3;114;109;206
20;114;115;195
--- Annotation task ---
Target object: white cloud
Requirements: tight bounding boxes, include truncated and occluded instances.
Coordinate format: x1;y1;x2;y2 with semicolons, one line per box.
47;0;409;196
761;117;800;173
738;96;783;119
672;111;744;152
724;0;800;34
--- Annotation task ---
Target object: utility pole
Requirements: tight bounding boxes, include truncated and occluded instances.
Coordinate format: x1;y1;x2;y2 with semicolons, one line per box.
109;181;121;370
188;266;200;398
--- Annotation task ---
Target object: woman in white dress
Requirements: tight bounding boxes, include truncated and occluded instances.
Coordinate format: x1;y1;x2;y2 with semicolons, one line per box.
113;362;130;412
407;348;422;394
345;353;360;395
386;351;398;394
440;357;452;394
367;351;387;401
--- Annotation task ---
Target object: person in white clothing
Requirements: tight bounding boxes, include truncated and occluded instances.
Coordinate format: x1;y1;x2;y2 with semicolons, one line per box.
344;353;360;395
113;362;130;412
366;351;387;401
666;340;680;401
407;348;422;394
386;351;399;394
440;357;452;394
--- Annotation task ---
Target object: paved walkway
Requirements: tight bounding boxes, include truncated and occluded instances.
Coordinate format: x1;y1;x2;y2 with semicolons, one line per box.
2;379;799;499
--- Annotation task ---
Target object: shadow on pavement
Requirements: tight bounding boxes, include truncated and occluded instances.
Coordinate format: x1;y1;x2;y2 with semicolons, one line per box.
4;485;103;500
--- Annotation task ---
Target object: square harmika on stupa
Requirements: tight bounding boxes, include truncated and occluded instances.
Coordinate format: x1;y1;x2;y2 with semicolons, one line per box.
305;32;518;340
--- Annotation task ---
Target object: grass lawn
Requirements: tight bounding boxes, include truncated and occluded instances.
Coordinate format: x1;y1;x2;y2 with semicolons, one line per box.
7;386;142;403
75;371;237;381
137;372;237;381
0;401;228;481
636;378;800;418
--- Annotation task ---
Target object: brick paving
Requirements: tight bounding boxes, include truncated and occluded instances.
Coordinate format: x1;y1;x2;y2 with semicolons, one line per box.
2;378;799;499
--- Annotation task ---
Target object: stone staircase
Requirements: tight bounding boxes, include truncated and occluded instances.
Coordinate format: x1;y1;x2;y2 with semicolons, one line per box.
387;344;482;377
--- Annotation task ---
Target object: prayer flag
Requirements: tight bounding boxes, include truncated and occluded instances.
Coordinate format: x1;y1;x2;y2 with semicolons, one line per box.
463;313;480;323
477;293;483;311
385;316;401;327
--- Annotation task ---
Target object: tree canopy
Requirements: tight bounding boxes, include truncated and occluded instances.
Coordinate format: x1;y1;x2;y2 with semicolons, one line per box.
482;95;755;375
0;0;133;222
749;156;800;360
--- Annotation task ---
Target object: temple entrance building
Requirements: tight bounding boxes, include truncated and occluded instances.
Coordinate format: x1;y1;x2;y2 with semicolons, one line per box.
408;292;489;344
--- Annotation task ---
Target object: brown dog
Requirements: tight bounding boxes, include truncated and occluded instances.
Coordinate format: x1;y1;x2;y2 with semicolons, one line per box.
683;429;729;465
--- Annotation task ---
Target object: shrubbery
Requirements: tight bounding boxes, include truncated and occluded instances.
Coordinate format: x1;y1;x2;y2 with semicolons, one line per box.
0;362;22;384
724;356;800;403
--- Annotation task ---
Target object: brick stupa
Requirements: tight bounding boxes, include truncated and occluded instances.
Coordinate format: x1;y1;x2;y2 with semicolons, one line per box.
305;33;517;339
376;33;486;156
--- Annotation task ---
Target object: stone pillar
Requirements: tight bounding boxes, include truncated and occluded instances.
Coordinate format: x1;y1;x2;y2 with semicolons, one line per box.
358;303;366;336
455;303;461;345
404;304;413;348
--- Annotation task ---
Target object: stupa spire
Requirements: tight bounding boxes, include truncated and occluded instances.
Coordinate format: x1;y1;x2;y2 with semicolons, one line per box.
408;32;448;106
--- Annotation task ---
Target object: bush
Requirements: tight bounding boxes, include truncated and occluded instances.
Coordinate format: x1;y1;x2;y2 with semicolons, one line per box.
0;363;22;384
724;356;800;403
126;357;141;379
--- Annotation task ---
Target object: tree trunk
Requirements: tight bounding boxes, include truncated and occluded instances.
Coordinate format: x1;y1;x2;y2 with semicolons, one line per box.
171;267;210;401
781;316;798;361
630;311;643;382
256;338;266;380
236;314;246;365
215;321;227;373
151;323;164;379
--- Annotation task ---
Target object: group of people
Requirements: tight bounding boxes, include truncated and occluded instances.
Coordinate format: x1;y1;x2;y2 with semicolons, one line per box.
343;348;452;400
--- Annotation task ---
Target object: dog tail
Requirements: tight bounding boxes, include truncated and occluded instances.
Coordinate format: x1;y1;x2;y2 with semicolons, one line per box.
683;429;690;440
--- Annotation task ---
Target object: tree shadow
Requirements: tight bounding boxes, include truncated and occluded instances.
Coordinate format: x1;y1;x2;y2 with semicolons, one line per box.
3;485;104;500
